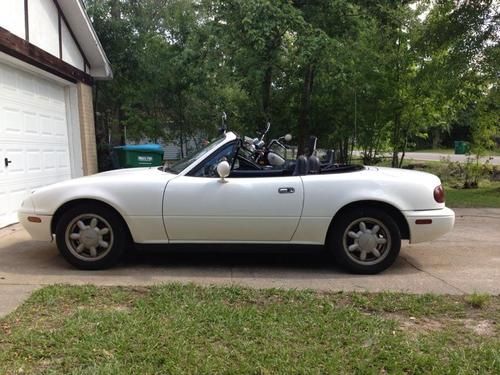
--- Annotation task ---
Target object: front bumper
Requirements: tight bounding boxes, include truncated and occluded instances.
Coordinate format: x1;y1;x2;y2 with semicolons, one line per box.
18;210;53;241
404;207;455;243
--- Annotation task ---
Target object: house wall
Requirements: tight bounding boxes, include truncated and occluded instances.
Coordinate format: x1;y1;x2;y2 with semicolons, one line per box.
28;0;60;57
0;0;85;72
0;1;25;39
77;82;97;175
61;20;84;70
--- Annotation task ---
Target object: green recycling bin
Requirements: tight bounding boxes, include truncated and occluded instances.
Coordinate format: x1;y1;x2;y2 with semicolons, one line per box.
454;141;470;155
114;144;164;168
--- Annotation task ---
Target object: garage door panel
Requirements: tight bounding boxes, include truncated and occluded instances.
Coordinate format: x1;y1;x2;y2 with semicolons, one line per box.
40;115;53;135
0;145;5;177
0;194;7;216
0;62;73;227
54;116;67;137
0;93;67;116
19;73;36;97
9;184;28;210
3;107;23;134
5;148;25;175
57;149;70;169
0;63;17;91
26;149;42;172
37;78;65;104
42;149;57;171
24;111;39;134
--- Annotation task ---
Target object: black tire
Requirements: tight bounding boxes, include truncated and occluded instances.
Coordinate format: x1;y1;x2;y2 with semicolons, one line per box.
55;203;128;270
327;207;401;274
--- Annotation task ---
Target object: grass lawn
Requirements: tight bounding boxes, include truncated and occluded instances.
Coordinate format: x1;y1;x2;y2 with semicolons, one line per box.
1;285;499;374
372;158;500;208
445;183;500;208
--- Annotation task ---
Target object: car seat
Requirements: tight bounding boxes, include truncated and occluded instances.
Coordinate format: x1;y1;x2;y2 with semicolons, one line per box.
293;155;309;175
308;155;321;174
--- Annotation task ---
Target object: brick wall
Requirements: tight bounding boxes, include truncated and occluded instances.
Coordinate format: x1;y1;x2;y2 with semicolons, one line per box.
76;82;98;175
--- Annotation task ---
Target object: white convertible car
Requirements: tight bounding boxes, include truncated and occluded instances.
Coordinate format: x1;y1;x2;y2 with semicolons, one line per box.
19;131;454;274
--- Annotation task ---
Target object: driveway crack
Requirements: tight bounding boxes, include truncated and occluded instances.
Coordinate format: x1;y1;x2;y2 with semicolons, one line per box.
400;255;466;294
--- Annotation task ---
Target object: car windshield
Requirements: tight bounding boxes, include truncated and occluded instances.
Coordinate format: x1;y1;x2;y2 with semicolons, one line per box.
164;135;227;174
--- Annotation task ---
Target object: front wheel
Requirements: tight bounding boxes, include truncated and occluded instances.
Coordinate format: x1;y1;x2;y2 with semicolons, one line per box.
328;208;401;274
55;204;127;270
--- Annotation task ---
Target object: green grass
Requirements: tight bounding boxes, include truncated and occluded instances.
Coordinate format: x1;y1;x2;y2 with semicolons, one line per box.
370;158;500;208
445;182;500;208
1;284;499;374
466;293;491;309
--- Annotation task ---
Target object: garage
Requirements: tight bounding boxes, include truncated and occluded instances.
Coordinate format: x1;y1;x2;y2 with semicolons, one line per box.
0;0;112;228
0;62;75;227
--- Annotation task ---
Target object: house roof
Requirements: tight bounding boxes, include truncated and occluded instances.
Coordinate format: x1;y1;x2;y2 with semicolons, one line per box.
58;0;112;79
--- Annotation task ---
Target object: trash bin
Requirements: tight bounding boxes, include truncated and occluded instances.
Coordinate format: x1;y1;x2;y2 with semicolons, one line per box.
113;144;164;168
454;141;470;155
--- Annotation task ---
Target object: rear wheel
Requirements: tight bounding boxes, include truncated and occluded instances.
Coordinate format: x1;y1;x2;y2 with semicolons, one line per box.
328;207;401;274
55;204;127;270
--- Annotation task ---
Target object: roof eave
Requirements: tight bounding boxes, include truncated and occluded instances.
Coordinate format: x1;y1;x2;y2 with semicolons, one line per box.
57;0;113;80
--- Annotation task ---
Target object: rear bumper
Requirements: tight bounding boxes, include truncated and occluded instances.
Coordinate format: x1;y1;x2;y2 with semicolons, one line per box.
404;207;455;243
18;211;53;241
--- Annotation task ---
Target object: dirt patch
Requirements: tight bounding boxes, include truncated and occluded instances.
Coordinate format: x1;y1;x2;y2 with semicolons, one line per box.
462;319;497;337
386;313;497;337
77;304;132;313
389;314;445;335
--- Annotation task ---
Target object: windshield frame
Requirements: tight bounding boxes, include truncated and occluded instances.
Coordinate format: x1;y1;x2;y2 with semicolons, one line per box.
165;132;239;175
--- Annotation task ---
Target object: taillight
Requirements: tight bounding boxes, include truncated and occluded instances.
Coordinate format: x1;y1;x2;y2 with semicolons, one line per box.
434;185;445;203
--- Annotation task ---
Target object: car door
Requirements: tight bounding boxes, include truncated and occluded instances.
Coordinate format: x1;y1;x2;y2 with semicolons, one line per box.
163;175;303;242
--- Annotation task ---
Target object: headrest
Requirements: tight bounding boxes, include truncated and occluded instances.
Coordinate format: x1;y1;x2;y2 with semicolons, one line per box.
308;155;321;174
293;155;309;176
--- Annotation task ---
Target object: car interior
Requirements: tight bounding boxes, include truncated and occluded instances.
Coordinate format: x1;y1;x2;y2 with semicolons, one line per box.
189;136;364;178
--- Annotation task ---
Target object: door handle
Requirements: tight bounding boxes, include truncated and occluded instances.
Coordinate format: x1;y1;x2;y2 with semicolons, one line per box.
4;158;12;168
278;187;295;194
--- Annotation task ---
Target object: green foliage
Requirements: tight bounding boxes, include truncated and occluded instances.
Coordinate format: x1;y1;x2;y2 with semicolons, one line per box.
84;0;499;169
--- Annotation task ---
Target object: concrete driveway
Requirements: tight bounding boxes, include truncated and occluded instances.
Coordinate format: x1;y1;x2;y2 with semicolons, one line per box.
1;208;499;316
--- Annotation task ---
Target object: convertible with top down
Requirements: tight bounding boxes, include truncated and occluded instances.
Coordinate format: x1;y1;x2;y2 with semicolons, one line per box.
19;130;455;274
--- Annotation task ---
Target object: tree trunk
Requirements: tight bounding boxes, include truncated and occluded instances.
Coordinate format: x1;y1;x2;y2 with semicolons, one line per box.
261;65;273;126
118;107;125;145
391;110;401;168
110;0;120;19
432;127;441;149
178;92;185;158
297;63;315;155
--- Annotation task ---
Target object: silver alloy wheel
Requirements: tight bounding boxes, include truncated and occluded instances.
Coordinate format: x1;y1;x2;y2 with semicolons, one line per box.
64;213;114;262
342;217;391;266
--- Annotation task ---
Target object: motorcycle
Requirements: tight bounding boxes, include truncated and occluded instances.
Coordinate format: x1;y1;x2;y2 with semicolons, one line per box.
243;122;293;167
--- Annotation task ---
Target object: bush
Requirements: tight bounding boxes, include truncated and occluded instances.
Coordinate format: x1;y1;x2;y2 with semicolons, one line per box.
463;156;493;189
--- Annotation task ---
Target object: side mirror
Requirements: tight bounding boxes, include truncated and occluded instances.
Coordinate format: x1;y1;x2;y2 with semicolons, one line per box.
216;160;230;182
284;134;292;142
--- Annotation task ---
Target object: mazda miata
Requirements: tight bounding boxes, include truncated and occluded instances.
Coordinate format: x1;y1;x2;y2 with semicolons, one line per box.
19;131;455;273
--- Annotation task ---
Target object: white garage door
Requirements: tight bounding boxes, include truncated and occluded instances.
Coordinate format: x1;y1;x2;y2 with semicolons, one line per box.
0;62;72;228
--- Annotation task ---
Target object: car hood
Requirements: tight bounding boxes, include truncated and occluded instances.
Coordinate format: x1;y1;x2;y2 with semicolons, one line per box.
91;167;167;178
31;167;175;196
29;167;176;216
